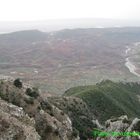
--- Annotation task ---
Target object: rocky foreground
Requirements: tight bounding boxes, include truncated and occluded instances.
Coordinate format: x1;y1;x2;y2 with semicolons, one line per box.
97;115;140;140
0;79;140;140
0;79;80;140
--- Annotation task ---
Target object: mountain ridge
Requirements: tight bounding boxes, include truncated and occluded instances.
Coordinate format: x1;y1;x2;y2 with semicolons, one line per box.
64;80;140;122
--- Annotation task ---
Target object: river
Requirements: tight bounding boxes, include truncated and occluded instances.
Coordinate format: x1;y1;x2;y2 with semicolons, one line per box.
125;43;140;77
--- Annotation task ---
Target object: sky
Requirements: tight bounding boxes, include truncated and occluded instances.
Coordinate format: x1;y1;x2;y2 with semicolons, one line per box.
0;0;140;21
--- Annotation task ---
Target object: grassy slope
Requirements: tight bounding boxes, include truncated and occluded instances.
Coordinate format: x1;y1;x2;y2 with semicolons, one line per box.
64;80;140;122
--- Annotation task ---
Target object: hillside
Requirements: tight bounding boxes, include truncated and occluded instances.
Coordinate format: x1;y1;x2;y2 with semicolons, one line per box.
0;79;80;140
64;80;140;123
0;98;41;140
1;78;140;140
1;28;140;94
0;30;47;43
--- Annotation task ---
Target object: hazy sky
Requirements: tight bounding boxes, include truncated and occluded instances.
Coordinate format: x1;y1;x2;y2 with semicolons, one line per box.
0;0;140;21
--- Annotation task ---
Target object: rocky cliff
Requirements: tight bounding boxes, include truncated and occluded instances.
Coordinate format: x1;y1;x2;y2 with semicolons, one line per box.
0;79;79;140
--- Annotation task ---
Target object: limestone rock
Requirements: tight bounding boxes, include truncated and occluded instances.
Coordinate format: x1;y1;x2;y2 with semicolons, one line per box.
0;98;40;140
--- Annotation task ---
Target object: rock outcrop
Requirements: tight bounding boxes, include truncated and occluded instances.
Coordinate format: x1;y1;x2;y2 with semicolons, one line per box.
95;115;140;140
0;98;40;140
0;79;80;140
48;96;97;140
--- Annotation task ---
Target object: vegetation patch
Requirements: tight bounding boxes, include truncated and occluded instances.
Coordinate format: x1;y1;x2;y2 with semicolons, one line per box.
64;80;140;123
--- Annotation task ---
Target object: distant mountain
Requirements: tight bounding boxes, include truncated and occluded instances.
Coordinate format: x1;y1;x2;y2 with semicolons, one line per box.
1;18;140;33
0;28;140;94
0;30;47;43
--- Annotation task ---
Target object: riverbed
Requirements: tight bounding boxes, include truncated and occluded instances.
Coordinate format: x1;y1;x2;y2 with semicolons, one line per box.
125;43;140;77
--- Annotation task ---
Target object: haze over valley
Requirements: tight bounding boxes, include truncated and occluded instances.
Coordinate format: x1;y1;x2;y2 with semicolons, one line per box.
0;27;140;94
1;18;140;33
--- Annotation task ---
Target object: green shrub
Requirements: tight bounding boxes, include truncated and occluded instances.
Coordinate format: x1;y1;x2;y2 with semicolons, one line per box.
60;111;64;116
72;128;79;137
0;92;9;103
25;87;39;98
25;88;32;95
40;100;52;111
54;130;59;135
13;78;22;88
45;125;53;133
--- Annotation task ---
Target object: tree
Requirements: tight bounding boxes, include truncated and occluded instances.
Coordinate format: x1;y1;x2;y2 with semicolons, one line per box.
13;78;22;88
